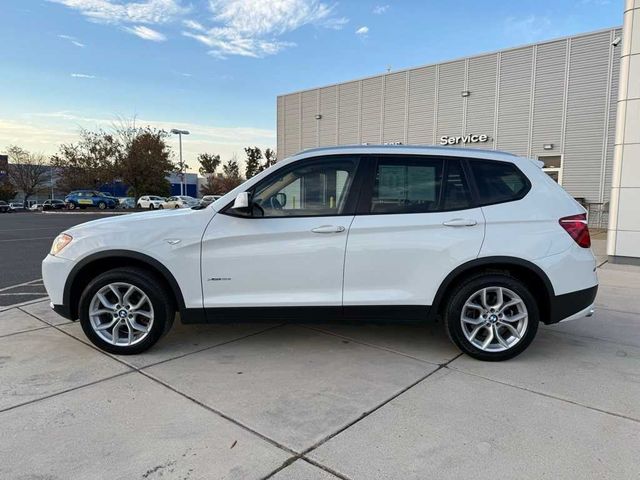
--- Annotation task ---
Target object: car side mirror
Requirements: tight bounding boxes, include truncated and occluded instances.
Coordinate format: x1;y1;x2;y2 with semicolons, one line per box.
276;192;287;207
233;192;251;210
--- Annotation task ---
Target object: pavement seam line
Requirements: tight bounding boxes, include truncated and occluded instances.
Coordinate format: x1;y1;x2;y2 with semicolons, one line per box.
260;456;353;480
0;297;49;312
301;324;444;366
541;326;640;350
446;366;640;424
0;324;52;339
297;352;464;458
0;371;134;415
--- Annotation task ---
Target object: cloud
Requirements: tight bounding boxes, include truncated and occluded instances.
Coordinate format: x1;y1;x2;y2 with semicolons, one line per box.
125;25;167;41
372;4;389;14
183;19;206;31
58;34;85;47
355;26;369;36
70;73;96;78
48;0;189;25
504;15;552;42
182;0;348;58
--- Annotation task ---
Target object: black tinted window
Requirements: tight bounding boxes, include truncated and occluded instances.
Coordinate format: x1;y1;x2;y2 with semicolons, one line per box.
470;160;529;205
370;158;443;214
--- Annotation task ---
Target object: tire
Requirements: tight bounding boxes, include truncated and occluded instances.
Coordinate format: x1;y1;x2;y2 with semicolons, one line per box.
159;205;164;209
137;203;142;209
97;201;106;210
444;273;539;361
78;267;175;355
174;205;180;209
149;204;155;210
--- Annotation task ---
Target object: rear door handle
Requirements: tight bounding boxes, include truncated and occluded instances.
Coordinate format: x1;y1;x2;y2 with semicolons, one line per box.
311;225;346;234
443;218;478;227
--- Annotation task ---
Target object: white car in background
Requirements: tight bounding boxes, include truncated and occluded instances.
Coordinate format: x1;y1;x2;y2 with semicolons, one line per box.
137;196;166;210
164;195;199;209
42;145;598;360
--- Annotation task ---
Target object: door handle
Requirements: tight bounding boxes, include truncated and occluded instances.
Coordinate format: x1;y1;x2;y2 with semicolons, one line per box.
311;225;346;234
443;218;477;227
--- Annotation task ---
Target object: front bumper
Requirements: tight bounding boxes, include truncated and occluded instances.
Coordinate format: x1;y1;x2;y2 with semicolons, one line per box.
42;254;75;308
547;285;598;324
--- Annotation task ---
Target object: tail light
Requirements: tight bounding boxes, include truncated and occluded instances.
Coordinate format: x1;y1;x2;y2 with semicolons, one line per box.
559;213;591;248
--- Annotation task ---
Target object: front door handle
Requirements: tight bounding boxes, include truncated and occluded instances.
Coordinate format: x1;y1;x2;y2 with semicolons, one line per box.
311;225;346;234
443;218;478;227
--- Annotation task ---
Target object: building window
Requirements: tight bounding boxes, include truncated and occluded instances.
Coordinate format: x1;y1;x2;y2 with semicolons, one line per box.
538;155;563;184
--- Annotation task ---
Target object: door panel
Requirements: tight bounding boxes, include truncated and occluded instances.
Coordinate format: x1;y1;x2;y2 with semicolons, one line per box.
201;213;353;307
343;209;485;306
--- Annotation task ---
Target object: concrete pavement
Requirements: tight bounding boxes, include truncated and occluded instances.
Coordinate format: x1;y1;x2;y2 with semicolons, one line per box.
0;260;639;479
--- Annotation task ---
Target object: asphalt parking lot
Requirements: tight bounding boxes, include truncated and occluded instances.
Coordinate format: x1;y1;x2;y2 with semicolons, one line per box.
0;224;639;479
0;212;119;306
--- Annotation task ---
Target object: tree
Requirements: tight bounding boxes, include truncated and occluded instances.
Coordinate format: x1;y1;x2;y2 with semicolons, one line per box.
116;126;175;199
0;181;17;202
6;146;50;203
244;146;263;179
262;148;277;171
50;129;120;192
223;155;242;180
198;153;221;177
198;153;222;196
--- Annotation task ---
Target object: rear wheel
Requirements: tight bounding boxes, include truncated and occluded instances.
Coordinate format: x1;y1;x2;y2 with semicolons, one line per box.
174;204;180;209
445;274;539;361
68;202;76;210
78;267;175;354
97;201;106;210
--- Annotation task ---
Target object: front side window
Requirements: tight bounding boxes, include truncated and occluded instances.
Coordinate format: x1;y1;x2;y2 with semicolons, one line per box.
469;160;530;205
248;157;358;217
370;158;443;214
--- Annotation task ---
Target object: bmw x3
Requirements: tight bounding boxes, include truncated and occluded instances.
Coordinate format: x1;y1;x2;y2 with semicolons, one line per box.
43;146;597;361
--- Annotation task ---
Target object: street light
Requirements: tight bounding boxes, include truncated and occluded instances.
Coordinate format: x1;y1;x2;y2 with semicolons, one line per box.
171;129;190;196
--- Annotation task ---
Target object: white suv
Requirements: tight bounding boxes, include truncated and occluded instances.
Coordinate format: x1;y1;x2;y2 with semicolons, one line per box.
43;146;597;361
137;195;166;210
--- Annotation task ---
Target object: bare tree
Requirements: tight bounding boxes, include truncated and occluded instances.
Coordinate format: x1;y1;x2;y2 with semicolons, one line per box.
7;146;50;203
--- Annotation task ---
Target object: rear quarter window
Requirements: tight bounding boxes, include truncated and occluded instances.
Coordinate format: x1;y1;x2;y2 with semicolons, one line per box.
469;160;530;205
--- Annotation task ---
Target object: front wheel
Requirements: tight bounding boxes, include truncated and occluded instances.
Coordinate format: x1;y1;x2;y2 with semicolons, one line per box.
78;267;175;354
149;204;155;210
174;205;180;209
68;202;76;210
97;201;106;210
159;204;164;209
445;274;539;361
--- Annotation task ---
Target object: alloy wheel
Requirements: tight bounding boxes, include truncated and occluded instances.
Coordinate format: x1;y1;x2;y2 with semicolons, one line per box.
88;282;154;346
460;286;528;352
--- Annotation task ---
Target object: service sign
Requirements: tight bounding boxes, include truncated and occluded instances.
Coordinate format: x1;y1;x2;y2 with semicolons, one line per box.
440;134;489;146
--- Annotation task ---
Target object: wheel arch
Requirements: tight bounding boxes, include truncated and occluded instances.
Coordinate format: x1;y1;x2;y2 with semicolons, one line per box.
429;256;555;324
63;250;186;320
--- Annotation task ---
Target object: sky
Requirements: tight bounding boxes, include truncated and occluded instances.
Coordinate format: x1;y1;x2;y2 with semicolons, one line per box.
0;0;622;172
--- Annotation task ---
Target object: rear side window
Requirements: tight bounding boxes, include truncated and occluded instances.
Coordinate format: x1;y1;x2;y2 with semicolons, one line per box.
442;159;472;211
469;160;530;205
370;158;443;214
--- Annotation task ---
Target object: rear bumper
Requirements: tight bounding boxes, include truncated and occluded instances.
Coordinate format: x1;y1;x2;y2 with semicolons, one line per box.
547;285;598;324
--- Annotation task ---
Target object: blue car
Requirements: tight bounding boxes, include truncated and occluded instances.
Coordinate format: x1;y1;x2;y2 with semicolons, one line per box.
65;190;118;210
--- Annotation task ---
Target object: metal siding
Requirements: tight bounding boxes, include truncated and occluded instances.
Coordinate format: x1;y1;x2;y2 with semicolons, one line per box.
563;31;611;202
436;61;465;141
276;96;285;159
301;90;318;150
497;47;533;156
319;86;337;146
361;77;383;144
407;66;436;145
604;29;622;203
383;72;407;143
466;54;497;150
284;93;301;158
531;40;567;158
338;81;359;145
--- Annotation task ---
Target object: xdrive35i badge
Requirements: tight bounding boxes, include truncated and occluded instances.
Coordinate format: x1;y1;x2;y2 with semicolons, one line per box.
208;277;231;281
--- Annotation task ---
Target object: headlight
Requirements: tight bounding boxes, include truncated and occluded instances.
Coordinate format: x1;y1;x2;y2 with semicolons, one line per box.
50;233;73;256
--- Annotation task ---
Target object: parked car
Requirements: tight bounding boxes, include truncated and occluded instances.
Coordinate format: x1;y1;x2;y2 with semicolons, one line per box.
9;202;25;212
43;146;597;360
0;200;9;213
200;195;222;207
119;197;137;209
64;190;118;210
42;199;66;211
164;195;199;209
137;195;166;209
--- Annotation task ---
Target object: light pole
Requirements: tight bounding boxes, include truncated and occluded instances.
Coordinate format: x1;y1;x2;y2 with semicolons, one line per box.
171;129;190;196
